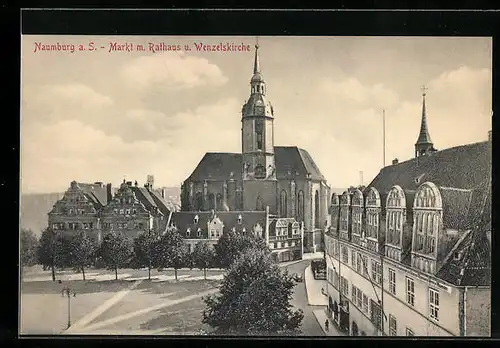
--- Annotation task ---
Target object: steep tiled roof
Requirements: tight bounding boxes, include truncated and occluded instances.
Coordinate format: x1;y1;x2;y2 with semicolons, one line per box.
149;190;172;217
185;147;325;182
77;182;109;207
187;153;242;182
367;141;491;195
440;188;473;230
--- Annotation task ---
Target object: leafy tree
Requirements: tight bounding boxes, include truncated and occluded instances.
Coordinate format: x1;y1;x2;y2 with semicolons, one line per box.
37;228;57;281
99;232;132;280
68;231;97;281
192;240;216;280
202;247;303;335
156;227;189;281
214;229;269;268
132;230;160;280
21;228;39;268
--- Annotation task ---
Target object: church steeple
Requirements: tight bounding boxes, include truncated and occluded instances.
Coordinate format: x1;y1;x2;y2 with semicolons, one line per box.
415;86;436;157
253;39;260;74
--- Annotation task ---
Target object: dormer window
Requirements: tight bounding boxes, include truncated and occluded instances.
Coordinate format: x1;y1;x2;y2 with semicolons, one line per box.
197;229;202;237
194;215;199;224
232;227;236;232
242;227;246;235
237;214;242;224
186;228;191;237
453;251;462;261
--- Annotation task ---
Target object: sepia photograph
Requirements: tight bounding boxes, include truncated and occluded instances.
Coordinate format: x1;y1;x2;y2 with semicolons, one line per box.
19;34;492;337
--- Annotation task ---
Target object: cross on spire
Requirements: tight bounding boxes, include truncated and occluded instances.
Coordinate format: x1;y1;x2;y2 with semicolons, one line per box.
421;85;428;97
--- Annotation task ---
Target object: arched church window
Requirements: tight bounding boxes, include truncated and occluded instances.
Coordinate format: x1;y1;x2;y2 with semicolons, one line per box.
208;194;215;210
315;190;320;228
255;165;266;179
297;190;304;221
195;192;203;211
280;190;287;217
256;132;263;150
256;196;264;211
216;193;223;211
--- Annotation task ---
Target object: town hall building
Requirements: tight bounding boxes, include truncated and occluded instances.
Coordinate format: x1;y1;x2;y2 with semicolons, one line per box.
179;42;330;253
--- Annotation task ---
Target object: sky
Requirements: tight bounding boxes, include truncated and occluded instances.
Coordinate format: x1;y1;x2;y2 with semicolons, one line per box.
21;36;492;194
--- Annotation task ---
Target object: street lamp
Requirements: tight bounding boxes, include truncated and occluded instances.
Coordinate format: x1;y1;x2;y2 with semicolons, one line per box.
61;286;77;329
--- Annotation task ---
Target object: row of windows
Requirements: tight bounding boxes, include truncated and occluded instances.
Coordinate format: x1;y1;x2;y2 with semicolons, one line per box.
113;208;138;215
66;208;94;215
102;222;145;230
270;240;297;249
53;222;94;230
327;238;440;323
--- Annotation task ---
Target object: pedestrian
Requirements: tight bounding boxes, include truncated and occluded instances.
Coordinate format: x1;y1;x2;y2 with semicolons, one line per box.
325;319;329;332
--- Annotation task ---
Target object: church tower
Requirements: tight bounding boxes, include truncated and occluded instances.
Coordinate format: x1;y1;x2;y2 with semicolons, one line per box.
415;86;437;157
241;40;278;213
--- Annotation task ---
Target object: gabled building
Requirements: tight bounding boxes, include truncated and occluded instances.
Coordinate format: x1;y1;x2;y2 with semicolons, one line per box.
324;90;491;337
100;180;173;239
47;177;173;242
48;181;112;242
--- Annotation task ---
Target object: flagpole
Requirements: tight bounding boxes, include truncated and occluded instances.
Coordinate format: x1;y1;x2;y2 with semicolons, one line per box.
383;109;386;167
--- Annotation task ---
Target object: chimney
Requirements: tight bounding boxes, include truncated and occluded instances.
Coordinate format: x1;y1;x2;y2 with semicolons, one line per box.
161;188;166;198
106;183;113;203
126;181;132;186
488;130;492;142
392;158;399;165
94;181;104;187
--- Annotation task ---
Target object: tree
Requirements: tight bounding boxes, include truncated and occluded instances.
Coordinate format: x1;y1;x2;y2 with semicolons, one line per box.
202;247;303;335
37;228;57;281
99;232;132;280
132;230;160;280
156;227;189;281
21;229;39;268
192;240;216;280
68;231;97;281
214;229;270;268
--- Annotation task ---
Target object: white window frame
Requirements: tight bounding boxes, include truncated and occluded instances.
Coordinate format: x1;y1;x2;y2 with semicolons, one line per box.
389;268;396;295
389;314;397;336
429;288;439;321
406;277;415;307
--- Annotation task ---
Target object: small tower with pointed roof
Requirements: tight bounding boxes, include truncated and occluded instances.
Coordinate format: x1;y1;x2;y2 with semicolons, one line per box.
415;86;437;157
241;38;278;214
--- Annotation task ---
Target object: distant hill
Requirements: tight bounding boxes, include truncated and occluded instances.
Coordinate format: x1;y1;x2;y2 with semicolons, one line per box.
20;192;64;236
20;186;182;237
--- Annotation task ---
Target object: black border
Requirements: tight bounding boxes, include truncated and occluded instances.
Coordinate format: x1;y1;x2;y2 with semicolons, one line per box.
9;7;500;346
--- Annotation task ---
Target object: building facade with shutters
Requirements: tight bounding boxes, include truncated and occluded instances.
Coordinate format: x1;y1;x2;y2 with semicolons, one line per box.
324;92;491;337
179;43;330;253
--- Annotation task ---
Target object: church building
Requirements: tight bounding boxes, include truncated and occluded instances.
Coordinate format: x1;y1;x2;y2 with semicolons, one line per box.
180;42;330;252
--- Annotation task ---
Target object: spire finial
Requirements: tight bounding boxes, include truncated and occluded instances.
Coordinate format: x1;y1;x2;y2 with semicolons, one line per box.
421;84;428;97
253;37;260;74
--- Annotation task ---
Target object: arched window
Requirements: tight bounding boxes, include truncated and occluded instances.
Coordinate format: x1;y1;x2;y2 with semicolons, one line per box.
315;190;320;228
216;193;223;211
280;190;287;217
297;190;304;221
195;192;203;211
208;194;215;210
256;196;264;211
